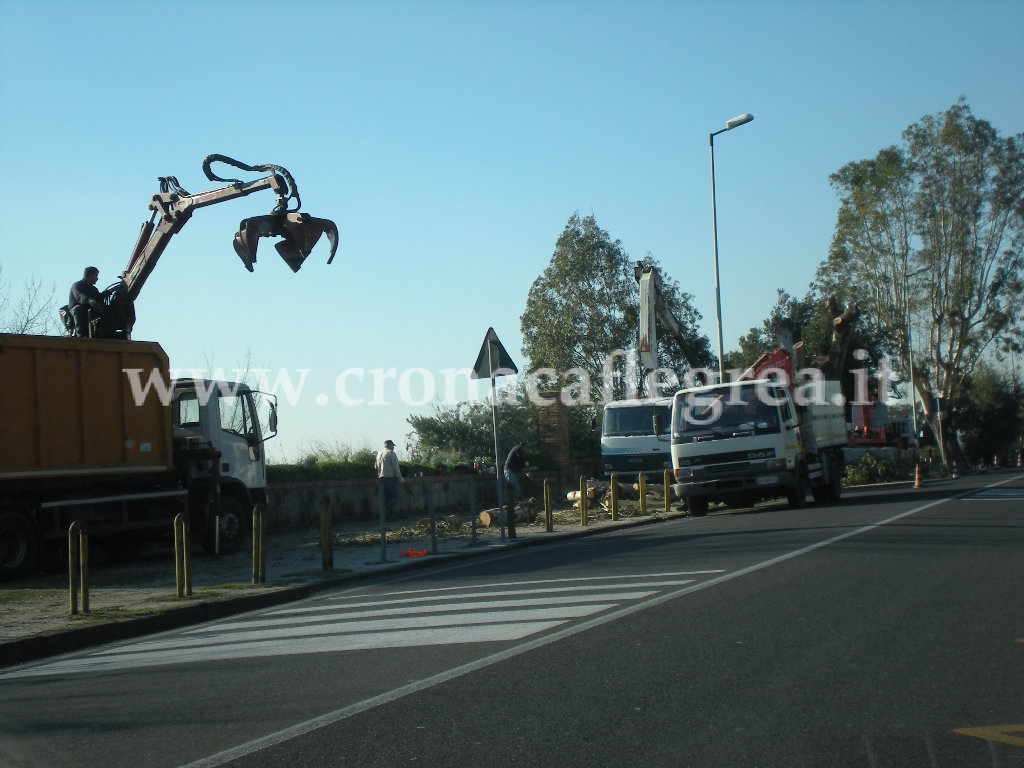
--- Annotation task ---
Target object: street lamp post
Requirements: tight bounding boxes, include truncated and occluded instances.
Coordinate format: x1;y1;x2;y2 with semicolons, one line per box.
710;112;754;382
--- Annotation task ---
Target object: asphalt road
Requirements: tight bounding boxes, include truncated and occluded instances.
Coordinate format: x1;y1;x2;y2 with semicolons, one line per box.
1;473;1022;767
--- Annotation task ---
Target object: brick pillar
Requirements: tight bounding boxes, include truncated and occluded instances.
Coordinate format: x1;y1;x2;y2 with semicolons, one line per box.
537;390;570;471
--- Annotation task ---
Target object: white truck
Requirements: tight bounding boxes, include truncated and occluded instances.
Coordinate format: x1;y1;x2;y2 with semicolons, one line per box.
600;264;715;481
600;397;674;480
670;371;848;516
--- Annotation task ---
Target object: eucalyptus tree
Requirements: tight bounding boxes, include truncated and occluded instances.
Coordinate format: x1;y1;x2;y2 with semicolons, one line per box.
521;212;711;403
819;100;1024;465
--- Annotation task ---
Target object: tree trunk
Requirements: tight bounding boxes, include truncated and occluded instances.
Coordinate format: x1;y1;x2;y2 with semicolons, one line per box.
479;507;533;527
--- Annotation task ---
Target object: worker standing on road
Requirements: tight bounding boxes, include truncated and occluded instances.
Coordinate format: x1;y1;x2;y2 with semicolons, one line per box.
67;266;103;337
503;442;528;539
374;439;404;519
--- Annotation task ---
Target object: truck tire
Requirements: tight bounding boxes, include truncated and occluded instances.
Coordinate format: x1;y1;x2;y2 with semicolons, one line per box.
828;456;843;501
786;467;807;509
827;473;843;501
687;496;709;517
0;511;40;579
203;496;249;555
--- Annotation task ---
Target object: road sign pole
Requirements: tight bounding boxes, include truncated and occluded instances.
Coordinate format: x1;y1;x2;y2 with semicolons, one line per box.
489;341;506;540
471;327;518;545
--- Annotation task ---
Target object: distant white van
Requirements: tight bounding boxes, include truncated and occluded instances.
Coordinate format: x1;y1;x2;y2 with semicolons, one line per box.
600;397;674;480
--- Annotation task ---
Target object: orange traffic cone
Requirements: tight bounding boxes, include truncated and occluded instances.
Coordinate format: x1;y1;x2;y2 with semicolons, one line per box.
951;460;960;480
914;463;924;489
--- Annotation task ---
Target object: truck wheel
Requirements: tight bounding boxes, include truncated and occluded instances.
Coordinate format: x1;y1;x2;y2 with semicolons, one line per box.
0;512;40;579
688;496;709;517
828;458;843;501
203;496;249;555
786;468;807;509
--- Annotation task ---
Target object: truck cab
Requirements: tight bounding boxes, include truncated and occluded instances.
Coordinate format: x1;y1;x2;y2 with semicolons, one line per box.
671;378;846;516
600;397;674;480
172;379;277;552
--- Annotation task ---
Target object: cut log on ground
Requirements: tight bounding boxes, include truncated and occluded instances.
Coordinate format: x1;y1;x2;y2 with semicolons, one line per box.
566;488;597;502
479;507;537;527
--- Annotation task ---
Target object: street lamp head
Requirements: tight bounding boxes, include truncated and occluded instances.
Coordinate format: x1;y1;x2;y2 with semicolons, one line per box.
725;113;754;130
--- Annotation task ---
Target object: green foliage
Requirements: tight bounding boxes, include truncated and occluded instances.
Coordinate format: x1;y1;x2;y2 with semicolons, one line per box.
843;453;914;485
521;213;637;394
408;214;716;463
954;364;1023;463
406;399;535;464
292;438;376;467
567;402;600;458
268;461;375;483
521;213;711;400
270;438;437;483
730;288;874;369
268;458;445;483
818;99;1024;466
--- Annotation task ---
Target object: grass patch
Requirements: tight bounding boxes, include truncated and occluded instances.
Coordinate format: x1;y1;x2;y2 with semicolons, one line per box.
0;589;62;604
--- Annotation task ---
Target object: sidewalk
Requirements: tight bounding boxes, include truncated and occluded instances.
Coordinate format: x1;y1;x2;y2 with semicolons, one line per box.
0;505;681;668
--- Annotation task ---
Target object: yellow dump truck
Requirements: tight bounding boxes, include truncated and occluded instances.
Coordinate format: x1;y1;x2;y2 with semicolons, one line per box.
0;334;277;578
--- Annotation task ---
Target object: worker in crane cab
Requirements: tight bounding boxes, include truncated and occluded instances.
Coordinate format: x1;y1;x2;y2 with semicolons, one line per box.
68;266;104;337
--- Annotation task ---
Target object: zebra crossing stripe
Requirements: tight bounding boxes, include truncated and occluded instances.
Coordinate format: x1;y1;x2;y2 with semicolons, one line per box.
277;579;700;615
118;603;621;652
204;589;672;632
0;622;572;678
0;576;697;680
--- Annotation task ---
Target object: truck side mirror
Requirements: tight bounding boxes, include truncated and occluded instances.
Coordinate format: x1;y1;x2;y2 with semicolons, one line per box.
652;413;663;434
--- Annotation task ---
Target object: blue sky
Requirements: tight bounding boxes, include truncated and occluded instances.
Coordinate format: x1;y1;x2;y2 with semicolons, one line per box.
1;0;1021;462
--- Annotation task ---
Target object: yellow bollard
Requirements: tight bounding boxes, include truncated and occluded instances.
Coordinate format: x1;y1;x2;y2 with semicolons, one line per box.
543;478;553;532
638;473;647;515
80;527;89;614
610;472;619;521
174;513;192;598
68;521;89;615
320;497;334;572
252;503;267;585
579;476;589;526
663;469;672;514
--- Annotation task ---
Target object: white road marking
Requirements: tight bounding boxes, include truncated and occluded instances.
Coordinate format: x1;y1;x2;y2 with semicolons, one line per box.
180;494;967;768
0;578;693;680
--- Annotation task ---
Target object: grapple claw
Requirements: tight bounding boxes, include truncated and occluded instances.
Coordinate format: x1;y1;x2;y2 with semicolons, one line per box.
233;212;340;273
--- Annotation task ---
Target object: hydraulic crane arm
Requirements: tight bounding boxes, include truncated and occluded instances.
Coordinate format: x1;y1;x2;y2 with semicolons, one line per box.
122;154;339;302
636;263;706;371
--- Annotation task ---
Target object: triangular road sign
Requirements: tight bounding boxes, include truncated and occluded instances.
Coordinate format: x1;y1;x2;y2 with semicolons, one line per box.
471;327;518;379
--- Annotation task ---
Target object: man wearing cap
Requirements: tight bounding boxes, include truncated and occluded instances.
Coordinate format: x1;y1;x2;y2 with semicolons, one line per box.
374;439;405;519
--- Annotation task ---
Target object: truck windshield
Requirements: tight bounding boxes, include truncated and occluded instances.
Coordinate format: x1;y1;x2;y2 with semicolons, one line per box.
220;393;259;442
673;384;782;438
603;403;672;437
